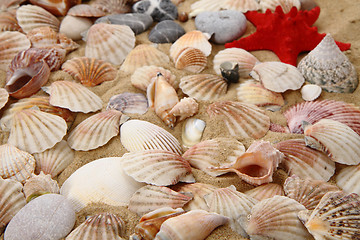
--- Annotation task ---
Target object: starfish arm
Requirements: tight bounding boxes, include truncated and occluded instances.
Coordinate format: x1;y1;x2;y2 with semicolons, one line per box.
245;10;271;26
335;41;351;51
300;6;320;26
225;32;272;50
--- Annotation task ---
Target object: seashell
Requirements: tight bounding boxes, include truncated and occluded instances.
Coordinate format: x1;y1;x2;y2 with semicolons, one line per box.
274;139;335;181
106;92;149;115
60;157;146;212
260;0;301;13
250;61;305;92
67;110;128;151
23;172;60;202
182;137;245;177
207;101;270;140
284;175;340;210
300;84;322;101
336;164;360;195
131;65;177;91
61;57;117;87
120;149;194;186
29;0;81;16
269;122;290;133
245;183;284;201
149;20;185;43
181;118;206;148
8;109;68;154
33;140;74;178
174;47;207;73
67;4;106;17
220;61;240;83
0;11;22;32
44;80;103;113
155;209;229;240
213;48;259;78
190;0;260;15
0;88;9;110
92;0;131;14
27;26;58;48
247;196;312;240
59;15;93;41
16;5;60;34
120;119;183;155
303;119;360;165
284;99;360;135
0;0;26;11
0;144;36;183
179;74;228;101
298;191;360;240
128;185;192;216
0;177;26;234
132;0;178;22
0;31;31;71
57;32;79;53
65;213;125;240
168;97;198;122
298;34;358;93
85;23;135;65
120;44;169;74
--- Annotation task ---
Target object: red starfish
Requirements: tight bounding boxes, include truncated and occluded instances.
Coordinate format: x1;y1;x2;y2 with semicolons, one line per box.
225;6;351;66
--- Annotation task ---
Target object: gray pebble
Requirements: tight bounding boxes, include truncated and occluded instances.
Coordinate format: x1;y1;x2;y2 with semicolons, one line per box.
149;20;185;43
132;0;178;22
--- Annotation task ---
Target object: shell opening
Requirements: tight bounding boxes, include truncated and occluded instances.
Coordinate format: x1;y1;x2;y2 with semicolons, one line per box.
6;68;36;93
234;152;271;178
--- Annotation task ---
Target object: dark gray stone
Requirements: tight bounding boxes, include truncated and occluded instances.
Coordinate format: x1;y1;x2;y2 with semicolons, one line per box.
132;0;178;22
148;20;185;43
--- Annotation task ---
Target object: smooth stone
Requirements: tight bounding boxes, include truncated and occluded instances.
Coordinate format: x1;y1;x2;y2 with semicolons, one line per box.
132;0;178;22
59;15;93;41
195;10;247;44
4;194;75;240
148;20;185;43
95;13;153;35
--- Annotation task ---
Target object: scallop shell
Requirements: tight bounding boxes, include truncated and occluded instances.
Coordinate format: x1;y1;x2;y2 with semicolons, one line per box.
149;20;185;43
23;172;60;202
222;0;261;12
274;139;335;181
128;185;192;216
0;0;26;11
26;26;58;48
67;110;128;151
181;118;206;148
85;23;135;65
65;213;125;240
60;157;146;212
298;34;358;93
120;44;169;74
174;47;207;73
304;119;360;165
168;97;198;122
67;4;106;17
0;88;9;110
206;101;270;140
190;0;223;15
16;5;60;33
120;119;183;155
298;191;360;240
336;164;360;195
0;11;22;32
260;0;301;13
45;80;103;113
179;74;228;101
250;61;305;92
92;0;131;14
300;84;322;101
33;140;74;178
0;144;35;183
106;92;148;115
245;183;284;201
62;57;117;87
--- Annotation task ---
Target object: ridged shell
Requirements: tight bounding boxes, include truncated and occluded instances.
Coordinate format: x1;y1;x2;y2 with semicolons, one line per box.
0;11;22;32
190;0;260;15
128;185;192;216
8;109;67;154
245;183;284;201
274;139;335;181
26;26;58;48
0;88;9;110
149;20;185;43
85;23;135;65
120;44;169;74
284;175;340;210
92;0;131;14
29;0;81;16
67;110;128;151
247;196;312;240
45;81;103;113
120;149;194;186
33;140;74;178
174;47;207;73
298;34;358;93
336;164;360;195
23;172;60;202
60;157;146;212
168;97;198;122
300;84;322;101
120;119;183;155
207;101;270;140
67;4;106;17
250;61;305;92
16;5;60;33
65;213;125;240
0;0;26;11
304;119;360;165
181;118;206;148
62;57;117;87
179;74;228;101
0;144;35;183
106;92;148;115
260;0;301;13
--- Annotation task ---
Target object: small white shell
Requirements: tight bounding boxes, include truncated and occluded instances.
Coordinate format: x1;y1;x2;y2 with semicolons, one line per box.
301;84;322;101
181;118;206;148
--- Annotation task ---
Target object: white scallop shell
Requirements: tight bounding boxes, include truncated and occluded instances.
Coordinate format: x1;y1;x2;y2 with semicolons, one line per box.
0;88;9;110
300;84;322;101
336;164;360;195
260;0;301;13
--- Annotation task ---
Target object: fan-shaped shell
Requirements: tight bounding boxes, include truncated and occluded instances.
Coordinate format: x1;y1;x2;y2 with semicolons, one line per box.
67;4;106;17
0;11;22;32
0;88;9;110
92;0;131;14
106;92;148;115
23;172;60;202
245;183;284;201
260;0;301;13
174;47;207;73
336;164;360;195
85;23;135;65
223;0;261;12
26;26;58;48
149;20;185;43
190;0;223;14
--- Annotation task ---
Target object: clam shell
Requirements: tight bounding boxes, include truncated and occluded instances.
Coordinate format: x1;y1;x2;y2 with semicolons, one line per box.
250;61;305;92
0;88;9;110
168;97;198;122
67;4;106;17
23;172;60;202
274;139;335;181
92;0;131;14
106;92;148;115
245;183;284;201
85;23;135;65
45;80;103;113
29;0;81;16
0;11;22;32
304;119;360;165
206;101;270;140
336;164;360;195
174;47;207;73
300;84;322;101
260;0;301;13
149;20;185;43
0;144;36;183
179;74;228;101
181;118;206;148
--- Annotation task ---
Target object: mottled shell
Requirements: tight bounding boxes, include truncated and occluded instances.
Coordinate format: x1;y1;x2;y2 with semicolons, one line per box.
23;172;60;202
181;118;206;148
26;26;58;48
336;164;360;195
106;92;148;115
67;4;106;17
300;84;322;101
0;11;22;32
260;0;301;13
0;88;9;110
174;47;207;73
149;20;185;43
168;97;198;122
245;183;284;201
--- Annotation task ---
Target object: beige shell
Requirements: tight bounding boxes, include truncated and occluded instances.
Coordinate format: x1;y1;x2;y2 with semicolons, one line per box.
106;92;149;115
45;81;103;113
300;84;322;101
23;172;60;202
304;119;360;165
0;144;35;183
0;88;9;110
91;0;131;14
67;4;106;17
0;0;26;11
336;164;360;195
28;0;81;16
245;183;284;201
260;0;301;13
85;23;135;65
0;11;22;32
223;0;261;11
179;74;228;101
57;32;80;53
174;47;207;73
168;97;199;122
181;118;206;148
190;0;223;15
26;26;57;48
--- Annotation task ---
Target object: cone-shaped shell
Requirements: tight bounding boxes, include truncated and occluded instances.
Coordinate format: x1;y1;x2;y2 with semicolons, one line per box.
168;97;198;123
67;4;106;17
0;11;22;32
304;119;360;165
179;74;228;101
336;164;360;195
250;61;305;92
23;172;60;202
0;88;9;110
174;47;207;73
8;109;67;154
85;23;135;65
260;0;301;13
245;183;284;201
106;92;148;115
